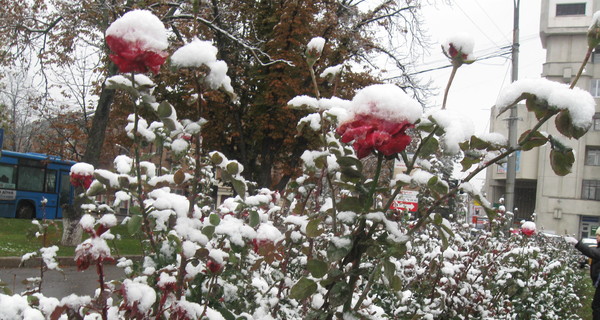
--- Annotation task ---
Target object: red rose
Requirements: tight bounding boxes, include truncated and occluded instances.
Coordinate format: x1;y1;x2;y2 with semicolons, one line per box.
106;36;167;74
336;114;413;159
206;260;223;273
521;221;536;237
70;172;93;189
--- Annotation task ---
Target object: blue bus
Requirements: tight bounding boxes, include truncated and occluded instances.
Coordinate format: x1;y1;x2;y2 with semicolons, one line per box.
0;150;75;219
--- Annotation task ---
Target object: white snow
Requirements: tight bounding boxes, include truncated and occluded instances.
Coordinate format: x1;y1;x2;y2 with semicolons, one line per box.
495;78;595;129
170;38;218;68
442;33;475;61
171;38;235;94
71;162;94;175
345;84;422;123
105;10;168;52
428;109;474;154
122;279;157;314
114;155;133;174
320;64;344;78
307;37;326;55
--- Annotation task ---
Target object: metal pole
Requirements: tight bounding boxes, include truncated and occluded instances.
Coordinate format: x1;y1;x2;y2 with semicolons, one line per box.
505;0;520;219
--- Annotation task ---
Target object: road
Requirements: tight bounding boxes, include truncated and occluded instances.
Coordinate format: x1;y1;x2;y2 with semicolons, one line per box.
0;264;125;297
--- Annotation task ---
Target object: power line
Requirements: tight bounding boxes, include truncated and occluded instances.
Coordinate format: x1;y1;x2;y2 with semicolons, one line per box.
383;46;512;80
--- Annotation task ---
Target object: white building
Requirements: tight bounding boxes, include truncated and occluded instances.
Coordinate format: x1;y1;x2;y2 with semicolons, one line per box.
485;0;600;237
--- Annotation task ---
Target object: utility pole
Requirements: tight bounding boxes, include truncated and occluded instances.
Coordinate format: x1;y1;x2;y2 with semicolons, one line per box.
505;0;520;218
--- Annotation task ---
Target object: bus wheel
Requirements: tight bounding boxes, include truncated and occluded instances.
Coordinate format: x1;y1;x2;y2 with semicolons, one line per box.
17;203;35;219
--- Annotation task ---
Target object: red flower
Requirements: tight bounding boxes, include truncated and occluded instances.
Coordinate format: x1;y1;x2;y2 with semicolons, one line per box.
252;238;273;254
106;36;167;74
336;114;413;158
70;172;93;189
521;221;536;237
206;260;223;273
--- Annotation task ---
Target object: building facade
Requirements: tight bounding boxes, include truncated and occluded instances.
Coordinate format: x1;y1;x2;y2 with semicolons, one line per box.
485;0;600;237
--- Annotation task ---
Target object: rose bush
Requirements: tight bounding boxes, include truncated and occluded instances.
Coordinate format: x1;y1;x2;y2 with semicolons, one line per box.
0;8;594;320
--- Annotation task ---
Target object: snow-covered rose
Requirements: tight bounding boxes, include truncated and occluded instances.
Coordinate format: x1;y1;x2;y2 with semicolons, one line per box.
105;10;168;74
336;84;421;158
521;221;536;236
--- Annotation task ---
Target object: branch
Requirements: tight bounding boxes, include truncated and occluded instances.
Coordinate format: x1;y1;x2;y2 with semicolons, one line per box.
164;14;294;67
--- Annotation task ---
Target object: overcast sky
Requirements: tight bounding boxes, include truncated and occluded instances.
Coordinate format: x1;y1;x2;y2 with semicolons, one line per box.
418;0;545;135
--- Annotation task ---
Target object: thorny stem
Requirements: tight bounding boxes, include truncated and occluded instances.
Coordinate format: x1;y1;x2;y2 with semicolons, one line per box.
352;261;382;311
97;261;108;320
308;62;321;99
130;72;157;253
442;64;459;109
570;46;593;89
415;110;558;226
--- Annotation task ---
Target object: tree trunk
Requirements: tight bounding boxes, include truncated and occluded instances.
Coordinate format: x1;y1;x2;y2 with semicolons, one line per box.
61;204;83;246
61;62;118;246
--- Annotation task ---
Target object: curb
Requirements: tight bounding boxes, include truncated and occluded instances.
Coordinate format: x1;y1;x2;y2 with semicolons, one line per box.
0;255;142;269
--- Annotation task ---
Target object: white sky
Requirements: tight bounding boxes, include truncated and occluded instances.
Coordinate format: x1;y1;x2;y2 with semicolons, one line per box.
409;1;546;188
417;0;545;135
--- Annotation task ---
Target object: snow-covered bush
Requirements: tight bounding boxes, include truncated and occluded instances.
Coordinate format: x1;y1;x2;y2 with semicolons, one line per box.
0;9;594;320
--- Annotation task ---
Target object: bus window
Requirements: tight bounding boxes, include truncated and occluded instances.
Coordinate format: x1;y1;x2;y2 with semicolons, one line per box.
59;172;71;206
18;167;45;192
0;164;16;189
46;170;57;193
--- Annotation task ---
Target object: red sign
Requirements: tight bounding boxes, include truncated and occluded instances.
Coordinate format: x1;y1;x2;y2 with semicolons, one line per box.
390;190;418;212
391;200;418;212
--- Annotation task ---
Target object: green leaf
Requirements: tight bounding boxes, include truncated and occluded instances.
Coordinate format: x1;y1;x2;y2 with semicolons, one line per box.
337;197;362;212
555;110;588;139
226;161;240;175
390;275;402;291
157;101;173;118
162;118;178;131
307;259;328;278
249;211;260;227
326;242;351;261
211;152;225;165
525;95;552;121
329;281;351;307
202;225;215;238
306;218;323;238
231;178;247;199
419;136;439;157
460;151;481;172
550;149;575;176
337;156;363;171
469;135;492;150
383;260;396;284
127;214;142;235
209;213;221;226
433;213;443;225
289;277;317;300
519;130;548;151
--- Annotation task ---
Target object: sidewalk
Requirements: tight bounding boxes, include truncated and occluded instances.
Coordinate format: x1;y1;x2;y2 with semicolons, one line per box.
0;255;142;268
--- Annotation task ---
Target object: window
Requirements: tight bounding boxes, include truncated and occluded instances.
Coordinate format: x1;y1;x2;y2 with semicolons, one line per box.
583;180;600;200
45;170;56;193
591;80;600;97
594;113;600;131
556;3;586;16
0;164;16;189
18;166;45;192
586;147;600;165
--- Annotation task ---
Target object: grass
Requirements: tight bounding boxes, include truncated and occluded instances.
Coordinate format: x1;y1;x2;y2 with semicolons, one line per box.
576;268;595;320
0;218;142;258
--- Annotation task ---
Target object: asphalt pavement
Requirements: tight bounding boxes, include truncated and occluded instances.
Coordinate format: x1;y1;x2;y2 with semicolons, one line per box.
0;257;129;297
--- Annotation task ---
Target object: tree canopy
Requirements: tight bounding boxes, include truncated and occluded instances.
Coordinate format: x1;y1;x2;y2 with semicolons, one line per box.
0;0;432;189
